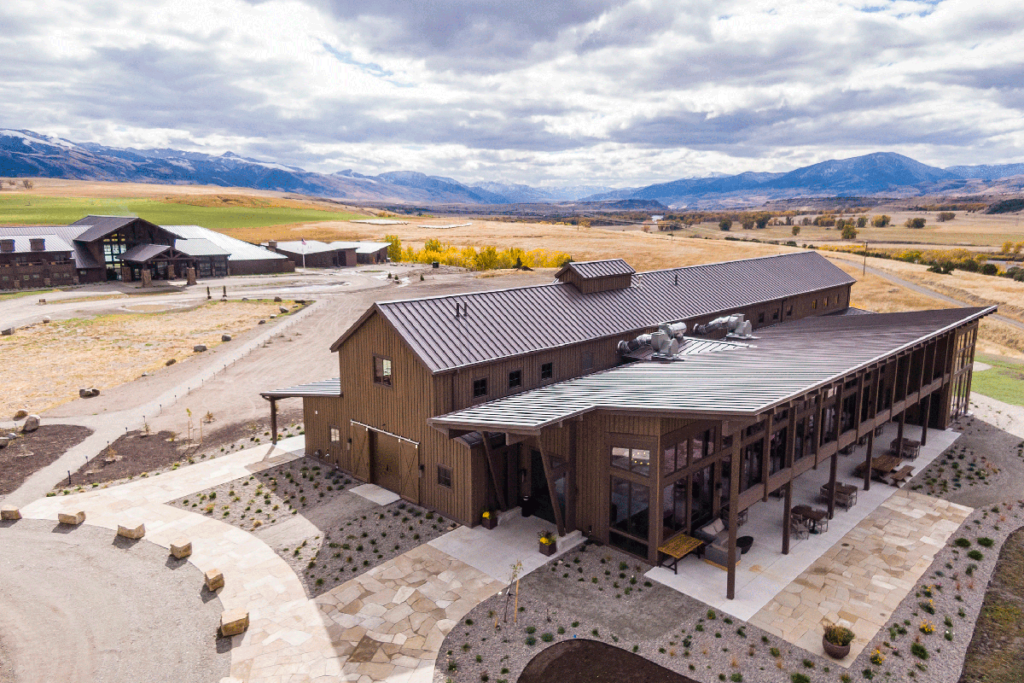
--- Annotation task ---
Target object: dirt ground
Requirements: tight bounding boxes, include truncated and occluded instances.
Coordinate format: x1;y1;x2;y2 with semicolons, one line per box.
0;299;298;418
518;640;693;683
910;416;1024;509
64;407;303;489
0;519;229;683
959;526;1024;683
0;425;93;495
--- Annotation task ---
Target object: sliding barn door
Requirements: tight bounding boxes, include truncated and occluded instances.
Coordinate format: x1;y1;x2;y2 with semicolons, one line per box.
351;422;370;482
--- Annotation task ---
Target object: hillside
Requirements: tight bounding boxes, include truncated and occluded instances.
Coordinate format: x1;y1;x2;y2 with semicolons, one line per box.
2;129;1022;208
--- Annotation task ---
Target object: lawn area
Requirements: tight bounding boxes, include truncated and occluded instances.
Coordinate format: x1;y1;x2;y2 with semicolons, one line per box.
972;355;1024;406
0;195;369;231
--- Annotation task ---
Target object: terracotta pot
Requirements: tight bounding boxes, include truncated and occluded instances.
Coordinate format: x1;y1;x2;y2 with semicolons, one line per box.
539;540;557;556
481;515;498;530
822;636;851;659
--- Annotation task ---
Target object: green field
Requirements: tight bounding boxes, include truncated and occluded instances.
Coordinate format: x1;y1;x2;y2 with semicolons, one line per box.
0;195;368;231
972;355;1024;407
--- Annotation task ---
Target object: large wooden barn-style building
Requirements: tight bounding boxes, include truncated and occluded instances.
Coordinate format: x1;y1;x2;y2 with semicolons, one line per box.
263;252;990;599
0;215;292;289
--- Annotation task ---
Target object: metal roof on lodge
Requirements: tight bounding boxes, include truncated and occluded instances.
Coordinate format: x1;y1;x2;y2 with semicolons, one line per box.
337;251;856;374
428;306;995;433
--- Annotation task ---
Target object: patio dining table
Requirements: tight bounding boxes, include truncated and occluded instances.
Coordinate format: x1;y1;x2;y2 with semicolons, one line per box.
792;505;829;533
853;454;902;479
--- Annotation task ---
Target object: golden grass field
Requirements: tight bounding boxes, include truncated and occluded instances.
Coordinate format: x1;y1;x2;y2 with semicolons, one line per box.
0;300;285;418
687;208;1024;249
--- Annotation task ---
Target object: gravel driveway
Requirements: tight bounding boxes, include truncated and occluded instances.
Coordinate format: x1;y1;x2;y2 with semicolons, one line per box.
0;519;229;683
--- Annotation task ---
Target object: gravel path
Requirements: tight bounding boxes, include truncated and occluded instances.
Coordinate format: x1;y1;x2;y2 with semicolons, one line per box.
0;519;229;683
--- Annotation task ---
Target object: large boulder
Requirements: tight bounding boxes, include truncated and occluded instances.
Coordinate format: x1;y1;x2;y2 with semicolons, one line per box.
165;358;176;366
117;522;146;540
12;409;28;420
193;345;207;353
278;306;288;314
220;609;249;637
0;437;9;449
1;327;14;336
58;510;86;525
78;388;100;399
221;334;232;342
273;296;282;302
22;415;40;432
1;505;21;521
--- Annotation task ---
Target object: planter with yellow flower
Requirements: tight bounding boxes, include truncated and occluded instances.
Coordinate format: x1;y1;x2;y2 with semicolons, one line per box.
538;530;557;556
481;510;498;530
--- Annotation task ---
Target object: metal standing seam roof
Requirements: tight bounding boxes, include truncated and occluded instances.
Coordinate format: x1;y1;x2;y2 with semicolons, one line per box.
0;226;102;268
161;225;289;262
119;243;171;263
71;215;139;242
174;238;230;257
428;306;995;434
261;378;342;399
0;234;74;253
272;240;341;255
343;251;856;373
556;258;636;280
330;241;390;254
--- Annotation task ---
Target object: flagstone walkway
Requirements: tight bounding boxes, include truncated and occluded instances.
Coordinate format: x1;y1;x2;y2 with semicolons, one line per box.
748;489;972;666
13;438;505;682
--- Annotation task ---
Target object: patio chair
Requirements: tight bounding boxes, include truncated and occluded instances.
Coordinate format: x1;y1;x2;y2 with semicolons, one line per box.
790;515;810;540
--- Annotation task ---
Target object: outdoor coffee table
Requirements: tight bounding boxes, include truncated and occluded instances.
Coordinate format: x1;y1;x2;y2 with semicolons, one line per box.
657;532;704;575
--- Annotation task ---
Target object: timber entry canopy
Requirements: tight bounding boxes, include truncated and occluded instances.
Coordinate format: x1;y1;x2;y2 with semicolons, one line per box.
429;306;995;434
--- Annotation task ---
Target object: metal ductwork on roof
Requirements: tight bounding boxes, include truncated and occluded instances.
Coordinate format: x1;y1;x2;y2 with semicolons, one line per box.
693;314;754;339
618;321;688;358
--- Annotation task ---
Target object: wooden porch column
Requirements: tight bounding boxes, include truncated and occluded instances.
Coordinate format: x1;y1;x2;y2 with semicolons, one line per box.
270;398;278;444
863;430;873;491
854;373;865;437
482;434;509;511
535;440;566;537
567;421;578;532
782;409;797;556
761;412;773;502
897;407;906;450
813;391;825;469
827;450;838;519
921;394;930;446
727;437;741;600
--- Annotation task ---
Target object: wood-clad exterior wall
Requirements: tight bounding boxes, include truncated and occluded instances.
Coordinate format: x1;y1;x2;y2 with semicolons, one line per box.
303;279;857;527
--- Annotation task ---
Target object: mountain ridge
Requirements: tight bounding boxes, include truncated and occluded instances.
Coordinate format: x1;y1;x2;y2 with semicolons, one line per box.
2;129;1022;208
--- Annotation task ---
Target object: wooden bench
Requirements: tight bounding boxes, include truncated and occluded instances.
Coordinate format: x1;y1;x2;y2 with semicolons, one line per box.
888;465;914;487
658;533;704;574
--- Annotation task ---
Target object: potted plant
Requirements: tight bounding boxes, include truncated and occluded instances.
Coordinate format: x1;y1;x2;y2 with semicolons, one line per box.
481;510;498;530
538;530;557;556
822;623;855;659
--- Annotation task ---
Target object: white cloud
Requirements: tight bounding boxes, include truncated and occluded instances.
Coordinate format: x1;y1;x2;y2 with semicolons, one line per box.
0;0;1021;186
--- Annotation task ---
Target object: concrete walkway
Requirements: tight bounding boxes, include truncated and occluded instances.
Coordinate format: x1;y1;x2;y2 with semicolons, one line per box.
1;300;323;508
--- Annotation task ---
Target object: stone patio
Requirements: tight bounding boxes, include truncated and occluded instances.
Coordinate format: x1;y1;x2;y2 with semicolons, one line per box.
316;544;502;682
748;489;972;665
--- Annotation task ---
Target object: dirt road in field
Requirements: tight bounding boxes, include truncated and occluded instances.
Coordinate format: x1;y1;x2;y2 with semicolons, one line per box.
0;264;550;505
0;519;228;683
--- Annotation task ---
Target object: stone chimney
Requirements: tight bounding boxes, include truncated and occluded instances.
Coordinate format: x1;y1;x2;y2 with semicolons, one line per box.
29;238;45;251
0;239;14;253
268;240;278;251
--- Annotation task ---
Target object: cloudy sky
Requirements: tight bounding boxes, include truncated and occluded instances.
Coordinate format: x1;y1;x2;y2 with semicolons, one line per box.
2;0;1022;186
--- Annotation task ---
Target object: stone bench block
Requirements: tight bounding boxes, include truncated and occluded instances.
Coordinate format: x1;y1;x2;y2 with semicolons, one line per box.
1;505;21;521
205;568;225;591
220;608;249;636
170;538;192;559
58;510;86;525
117;522;145;539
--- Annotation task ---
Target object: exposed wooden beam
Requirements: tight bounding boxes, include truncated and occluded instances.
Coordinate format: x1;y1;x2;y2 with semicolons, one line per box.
505;433;530;446
727;437;741;600
481;434;508;511
535;440;566;537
